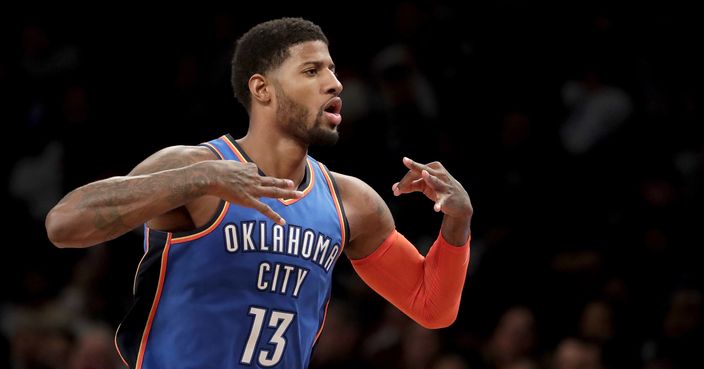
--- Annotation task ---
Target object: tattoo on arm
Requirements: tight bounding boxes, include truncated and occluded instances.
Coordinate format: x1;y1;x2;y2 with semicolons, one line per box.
166;170;210;208
73;161;210;236
78;180;150;233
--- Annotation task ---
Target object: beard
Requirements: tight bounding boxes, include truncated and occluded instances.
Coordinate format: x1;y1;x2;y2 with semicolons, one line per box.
276;88;339;147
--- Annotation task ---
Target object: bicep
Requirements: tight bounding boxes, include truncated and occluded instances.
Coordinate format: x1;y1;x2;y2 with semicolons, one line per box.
128;145;217;231
128;145;216;176
333;173;395;260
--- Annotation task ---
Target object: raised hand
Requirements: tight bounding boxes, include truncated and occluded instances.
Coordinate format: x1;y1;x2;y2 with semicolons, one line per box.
205;161;304;225
392;157;472;221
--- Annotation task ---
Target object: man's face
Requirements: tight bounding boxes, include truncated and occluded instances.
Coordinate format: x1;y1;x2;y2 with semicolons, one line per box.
270;40;343;146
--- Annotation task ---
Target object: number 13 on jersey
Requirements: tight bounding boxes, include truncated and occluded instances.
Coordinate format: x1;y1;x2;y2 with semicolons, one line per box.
240;307;296;366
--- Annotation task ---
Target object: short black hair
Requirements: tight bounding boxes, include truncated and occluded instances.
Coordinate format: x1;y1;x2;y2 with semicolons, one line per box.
231;17;328;112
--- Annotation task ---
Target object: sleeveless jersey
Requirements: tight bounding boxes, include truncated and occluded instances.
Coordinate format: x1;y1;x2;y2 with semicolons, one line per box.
115;134;349;369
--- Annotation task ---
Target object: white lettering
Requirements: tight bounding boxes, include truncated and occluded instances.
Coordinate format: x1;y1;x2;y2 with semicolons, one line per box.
257;262;270;291
312;236;330;263
242;222;255;251
272;224;284;253
293;269;308;297
324;245;339;271
280;265;294;294
257;263;308;297
224;224;238;252
259;222;269;251
287;226;300;255
301;230;315;259
270;263;280;292
225;221;339;274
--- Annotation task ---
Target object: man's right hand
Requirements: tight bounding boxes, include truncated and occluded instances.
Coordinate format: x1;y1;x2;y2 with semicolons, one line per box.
203;160;303;225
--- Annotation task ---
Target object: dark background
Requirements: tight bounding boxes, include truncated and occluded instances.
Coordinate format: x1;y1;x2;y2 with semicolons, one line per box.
2;4;703;369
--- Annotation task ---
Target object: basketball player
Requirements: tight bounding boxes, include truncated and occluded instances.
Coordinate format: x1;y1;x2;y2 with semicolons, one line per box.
45;18;472;369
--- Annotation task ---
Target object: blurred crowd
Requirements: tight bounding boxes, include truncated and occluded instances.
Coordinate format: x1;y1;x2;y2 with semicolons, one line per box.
2;4;703;369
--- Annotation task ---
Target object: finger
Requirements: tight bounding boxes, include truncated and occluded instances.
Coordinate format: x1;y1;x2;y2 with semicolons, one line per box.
403;157;442;177
395;157;428;195
248;198;287;225
393;170;422;196
421;169;446;191
394;178;426;196
257;186;305;199
407;158;447;183
259;176;295;189
426;161;445;171
433;196;446;212
392;182;400;195
422;171;448;212
409;178;426;191
402;157;426;173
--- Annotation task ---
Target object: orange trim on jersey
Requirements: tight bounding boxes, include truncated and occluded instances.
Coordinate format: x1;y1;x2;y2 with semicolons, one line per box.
278;159;315;206
221;135;247;162
313;164;346;346
135;233;173;369
170;202;231;244
202;142;225;160
318;163;346;251
114;322;129;367
221;134;315;206
116;227;152;367
312;299;331;346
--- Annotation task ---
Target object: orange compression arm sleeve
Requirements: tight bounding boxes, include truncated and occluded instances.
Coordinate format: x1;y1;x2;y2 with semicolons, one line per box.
350;230;470;329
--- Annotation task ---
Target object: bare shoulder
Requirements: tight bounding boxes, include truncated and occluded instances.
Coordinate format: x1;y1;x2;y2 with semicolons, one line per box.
330;172;384;216
329;172;368;198
331;172;395;259
129;145;217;176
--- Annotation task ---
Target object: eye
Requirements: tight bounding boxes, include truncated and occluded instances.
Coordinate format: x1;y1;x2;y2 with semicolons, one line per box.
304;69;318;76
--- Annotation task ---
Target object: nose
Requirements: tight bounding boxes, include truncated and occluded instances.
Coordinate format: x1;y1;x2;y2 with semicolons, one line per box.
326;70;343;96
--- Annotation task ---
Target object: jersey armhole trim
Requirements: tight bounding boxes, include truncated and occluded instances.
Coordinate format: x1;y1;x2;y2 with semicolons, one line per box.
134;233;172;369
146;200;229;244
199;142;224;160
169;201;230;244
318;163;350;251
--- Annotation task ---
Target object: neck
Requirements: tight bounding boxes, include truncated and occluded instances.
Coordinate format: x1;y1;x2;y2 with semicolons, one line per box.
236;124;308;187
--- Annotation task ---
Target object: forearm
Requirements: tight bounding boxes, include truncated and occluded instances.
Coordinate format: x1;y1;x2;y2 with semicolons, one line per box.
440;214;472;246
45;162;211;248
351;230;470;329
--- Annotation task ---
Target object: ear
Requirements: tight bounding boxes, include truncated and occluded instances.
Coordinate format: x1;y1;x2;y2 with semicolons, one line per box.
248;74;271;104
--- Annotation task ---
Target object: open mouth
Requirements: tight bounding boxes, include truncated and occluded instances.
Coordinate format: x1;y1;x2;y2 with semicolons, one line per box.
322;97;343;126
323;97;342;115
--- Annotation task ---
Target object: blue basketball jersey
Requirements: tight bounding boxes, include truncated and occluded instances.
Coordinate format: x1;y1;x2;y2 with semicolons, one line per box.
116;134;349;369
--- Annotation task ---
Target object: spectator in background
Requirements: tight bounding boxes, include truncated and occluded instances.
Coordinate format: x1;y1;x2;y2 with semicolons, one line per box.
641;287;704;369
481;306;538;369
552;337;603;369
309;300;372;369
560;70;632;157
400;322;442;369
432;354;471;369
579;300;615;344
69;324;123;369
